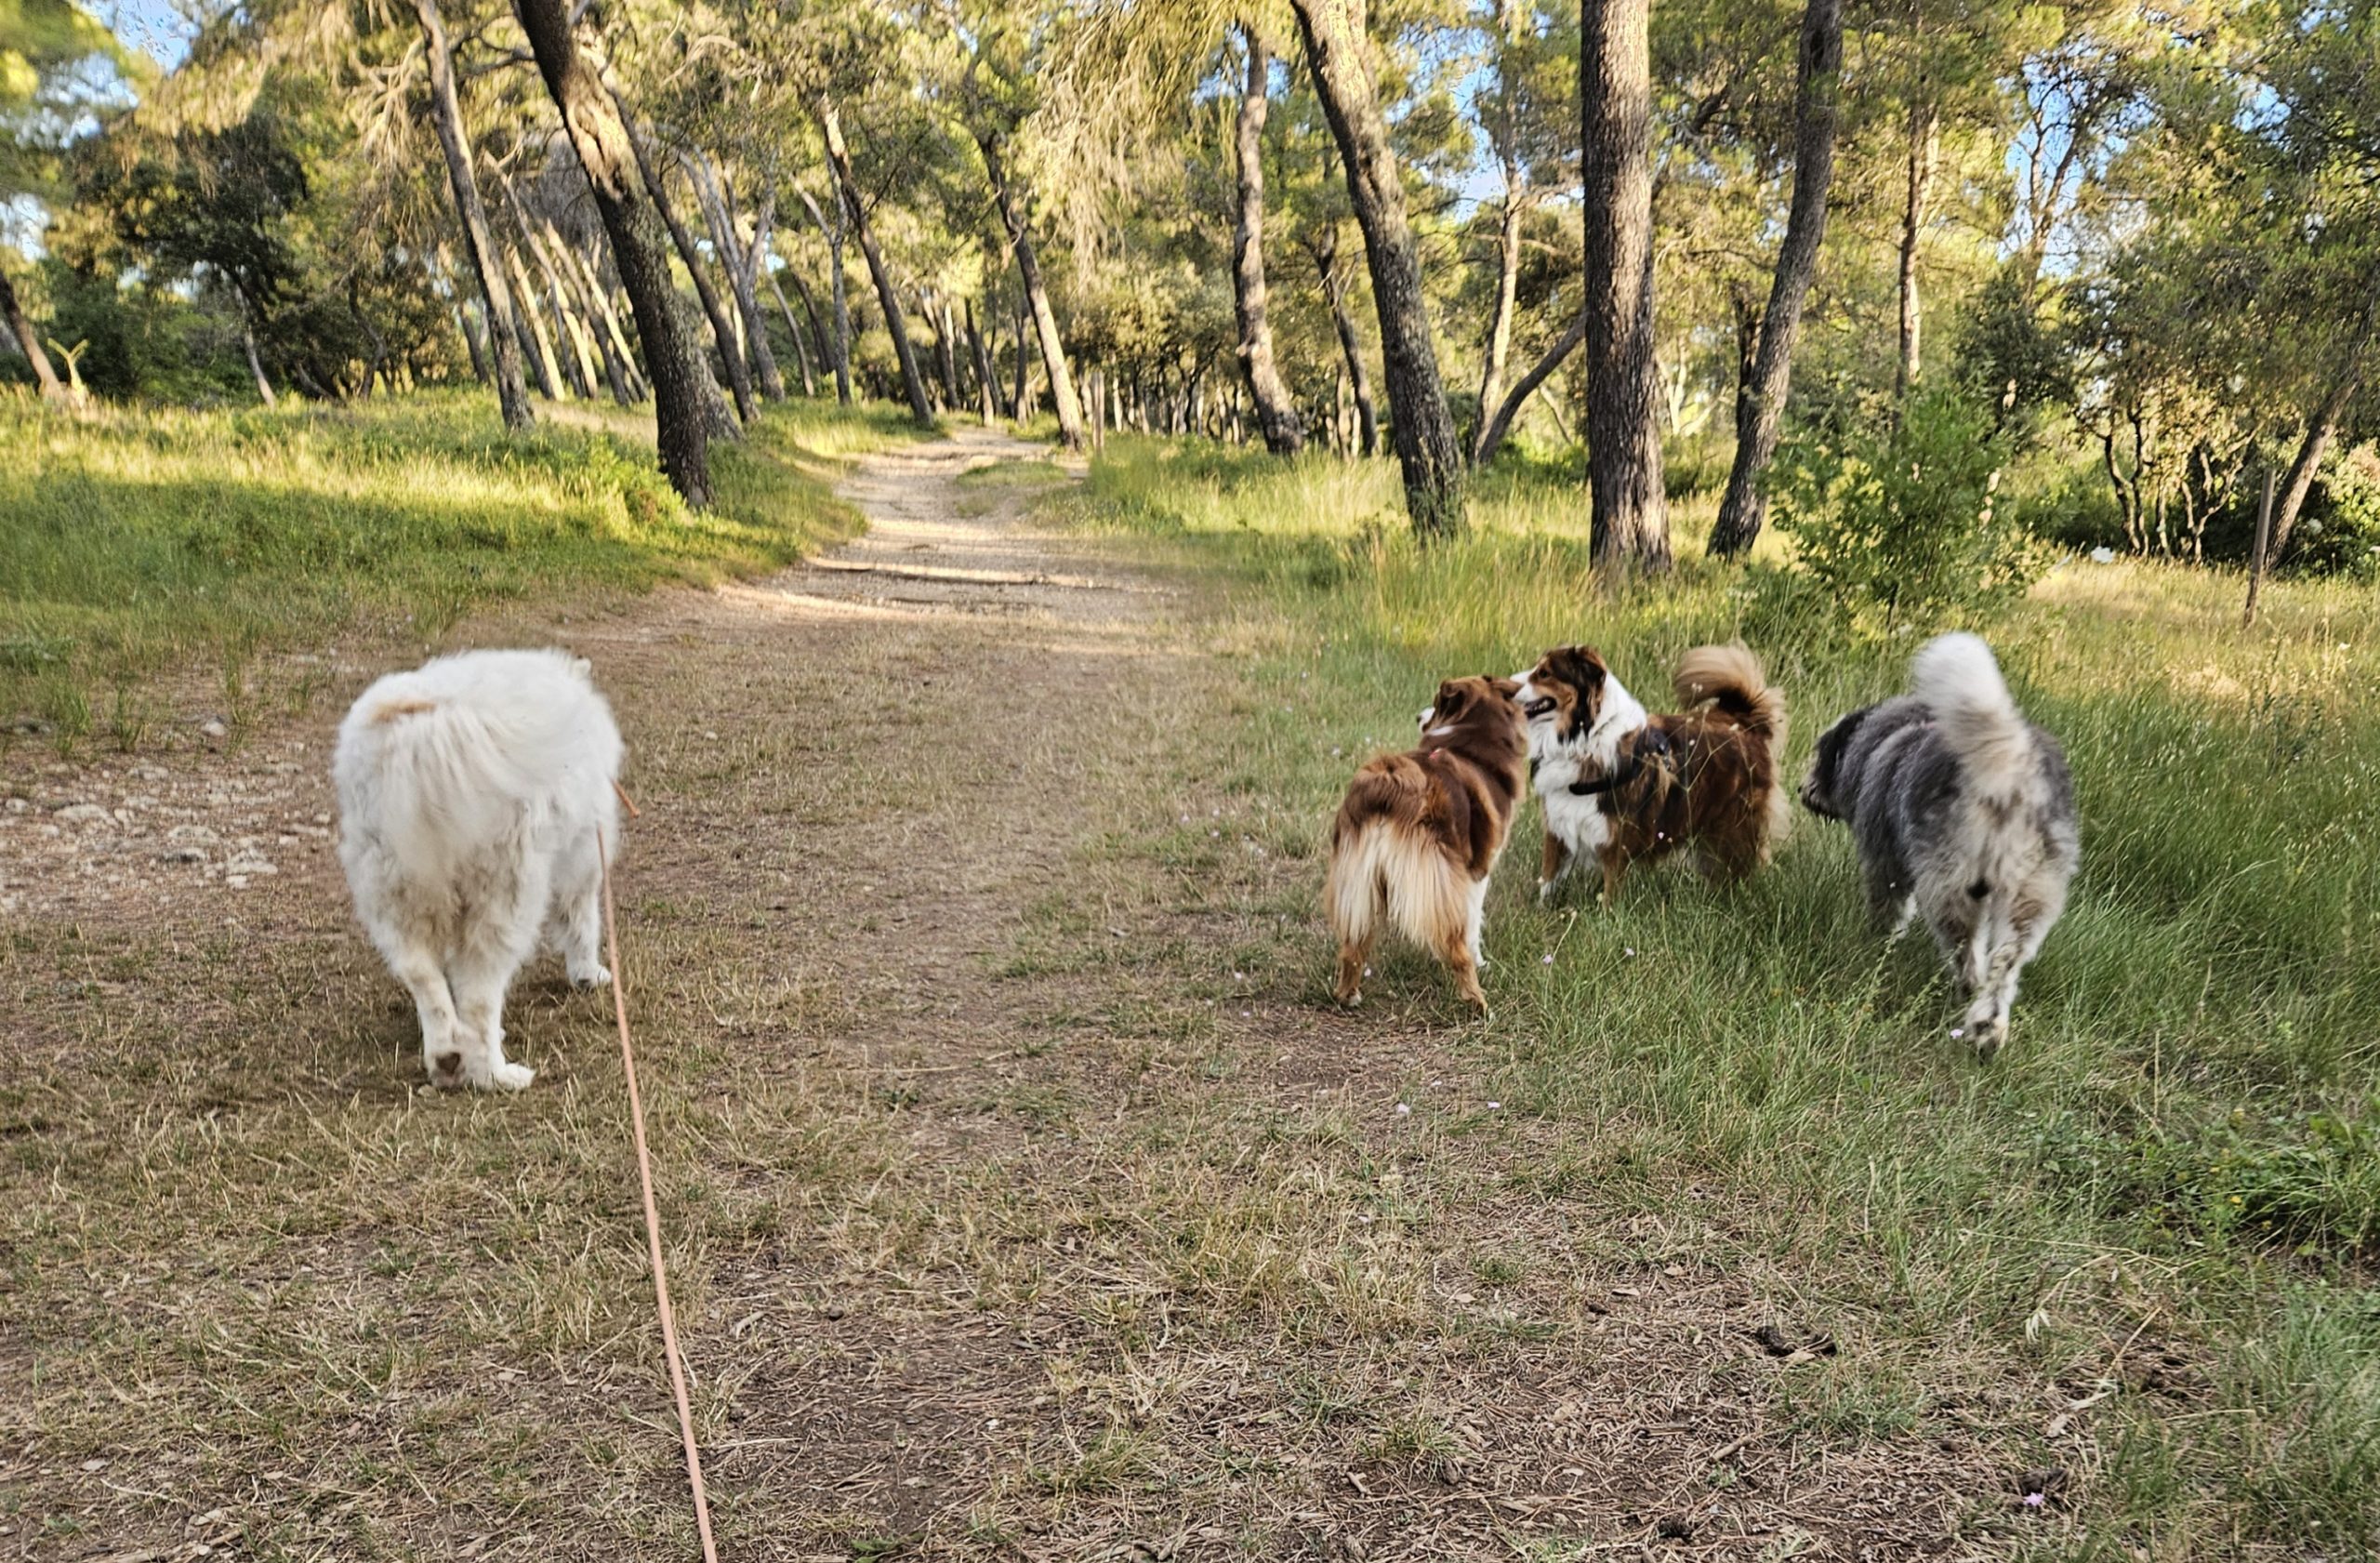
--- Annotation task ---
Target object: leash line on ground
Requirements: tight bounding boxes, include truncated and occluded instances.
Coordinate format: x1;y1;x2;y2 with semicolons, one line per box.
598;827;719;1563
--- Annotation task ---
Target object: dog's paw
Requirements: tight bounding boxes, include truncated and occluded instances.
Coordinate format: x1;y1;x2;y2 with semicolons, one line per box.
1536;880;1558;907
569;961;613;988
486;1060;536;1092
1334;988;1363;1009
428;1049;466;1089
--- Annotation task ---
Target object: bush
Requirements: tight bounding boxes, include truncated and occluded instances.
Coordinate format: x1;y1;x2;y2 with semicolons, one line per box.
1759;387;2049;641
2289;444;2380;582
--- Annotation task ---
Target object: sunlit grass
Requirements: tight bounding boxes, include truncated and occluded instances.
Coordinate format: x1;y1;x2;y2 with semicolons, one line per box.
1053;434;2380;1555
0;390;919;730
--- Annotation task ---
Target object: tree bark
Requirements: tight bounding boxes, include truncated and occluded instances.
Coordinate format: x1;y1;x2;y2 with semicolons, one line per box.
239;310;278;406
978;129;1086;448
1894;95;1937;404
456;302;491;385
609;99;753;428
412;0;534;429
966;298;996;425
2270;362;2366;556
512;0;714;505
1310;225;1379;457
1291;0;1463;535
504;243;568;399
796;187;853;404
564;234;646;401
1707;0;1844;559
766;264;815;397
1580;0;1672;568
1472;182;1524;462
686;150;786;402
823;97;934;424
0;265;67;401
1474;311;1584;467
1231;28;1305;455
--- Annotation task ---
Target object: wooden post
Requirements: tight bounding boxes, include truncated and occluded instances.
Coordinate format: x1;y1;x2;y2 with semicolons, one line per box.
2243;468;2277;629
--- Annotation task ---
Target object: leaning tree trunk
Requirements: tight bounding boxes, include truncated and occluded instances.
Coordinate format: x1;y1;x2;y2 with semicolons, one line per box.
1580;0;1671;568
2271;360;2366;556
1707;0;1844;559
795;188;853;404
966;298;996;426
1472;179;1524;463
412;0;534;429
512;0;714;505
1231;28;1305;455
0;266;66;402
504;244;567;399
1311;225;1378;457
608;99;750;429
765;265;815;397
978;129;1086;449
823;98;933;425
1894;95;1937;404
1474;311;1583;467
1291;0;1463;536
686;151;785;402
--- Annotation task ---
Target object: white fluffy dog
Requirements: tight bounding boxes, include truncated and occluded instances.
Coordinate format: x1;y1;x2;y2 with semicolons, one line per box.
334;649;622;1091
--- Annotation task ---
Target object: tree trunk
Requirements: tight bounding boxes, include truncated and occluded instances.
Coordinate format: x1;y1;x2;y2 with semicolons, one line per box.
609;99;752;428
781;265;834;395
505;244;568;399
0;265;69;402
239;310;278;406
978;129;1085;449
1011;298;1030;417
412;0;534;429
1291;0;1463;536
1472;181;1524;462
927;291;959;407
2270;363;2365;557
1310;226;1378;457
966;298;996;426
766;264;815;397
564;235;647;401
796;187;853;404
456;302;491;385
1707;0;1844;559
1231;27;1305;455
686;150;786;402
1580;0;1672;568
1894;96;1938;404
823;98;933;424
1474;311;1584;467
512;0;714;505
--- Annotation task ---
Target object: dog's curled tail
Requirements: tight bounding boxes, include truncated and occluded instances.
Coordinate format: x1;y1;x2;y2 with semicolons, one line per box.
1673;644;1786;748
1911;631;2031;793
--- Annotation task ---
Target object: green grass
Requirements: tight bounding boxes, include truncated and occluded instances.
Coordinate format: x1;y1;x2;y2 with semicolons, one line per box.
1049;436;2380;1556
0;389;919;732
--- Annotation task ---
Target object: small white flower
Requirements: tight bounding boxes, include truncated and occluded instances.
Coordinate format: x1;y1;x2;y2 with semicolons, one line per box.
1486;1101;1502;1111
2089;546;2116;564
1624;947;1636;958
1950;1027;1966;1039
1395;1103;1411;1117
1541;953;1555;965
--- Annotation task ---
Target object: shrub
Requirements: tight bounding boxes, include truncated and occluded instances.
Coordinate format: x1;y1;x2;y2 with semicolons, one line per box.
1760;387;2049;641
2288;444;2380;582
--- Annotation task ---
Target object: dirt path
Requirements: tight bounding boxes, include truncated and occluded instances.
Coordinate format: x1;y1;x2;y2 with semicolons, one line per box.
5;430;1990;1562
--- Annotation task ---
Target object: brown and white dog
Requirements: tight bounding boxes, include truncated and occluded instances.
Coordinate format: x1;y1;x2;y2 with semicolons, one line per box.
1325;675;1527;1011
1514;644;1788;904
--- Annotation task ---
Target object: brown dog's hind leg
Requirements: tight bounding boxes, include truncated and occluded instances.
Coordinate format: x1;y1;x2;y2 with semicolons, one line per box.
1598;843;1630;904
1538;830;1571;904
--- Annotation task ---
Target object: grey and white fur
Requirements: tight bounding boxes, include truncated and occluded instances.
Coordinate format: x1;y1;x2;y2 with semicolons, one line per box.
1800;633;2078;1055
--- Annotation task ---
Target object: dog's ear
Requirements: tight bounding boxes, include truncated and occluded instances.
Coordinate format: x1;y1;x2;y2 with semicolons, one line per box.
1434;679;1467;718
1486;676;1521;700
1551;646;1606;691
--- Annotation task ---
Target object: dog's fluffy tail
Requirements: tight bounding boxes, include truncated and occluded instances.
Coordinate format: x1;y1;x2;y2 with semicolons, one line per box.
1911;632;2031;795
1673;643;1786;749
1325;818;1469;955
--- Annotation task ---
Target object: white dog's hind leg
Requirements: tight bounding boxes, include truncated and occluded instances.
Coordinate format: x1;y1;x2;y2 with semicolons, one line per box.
1465;877;1491;970
549;832;611;987
389;944;469;1089
449;947;535;1092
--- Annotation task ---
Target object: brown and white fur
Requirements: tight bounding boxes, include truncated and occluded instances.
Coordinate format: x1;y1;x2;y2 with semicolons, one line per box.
1325;675;1527;1011
334;649;622;1091
1514;644;1789;904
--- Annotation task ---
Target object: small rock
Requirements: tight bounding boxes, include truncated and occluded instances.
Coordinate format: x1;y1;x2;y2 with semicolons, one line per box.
57;803;110;825
200;719;229;740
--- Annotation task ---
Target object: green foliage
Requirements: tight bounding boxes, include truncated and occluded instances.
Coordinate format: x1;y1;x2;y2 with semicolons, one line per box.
2294;447;2380;583
1762;387;2048;641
